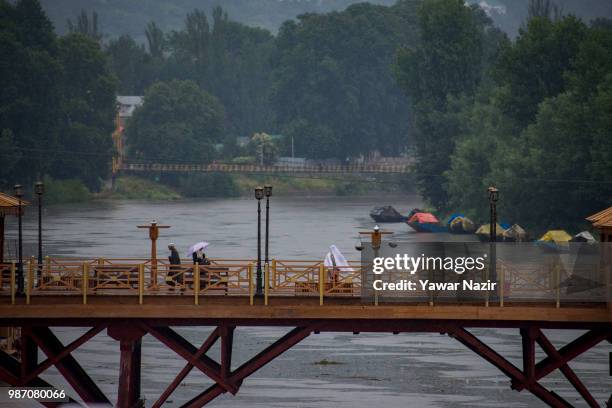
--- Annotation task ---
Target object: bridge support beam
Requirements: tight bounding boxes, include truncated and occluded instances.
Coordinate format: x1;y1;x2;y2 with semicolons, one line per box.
0;322;608;408
108;323;146;408
451;327;609;408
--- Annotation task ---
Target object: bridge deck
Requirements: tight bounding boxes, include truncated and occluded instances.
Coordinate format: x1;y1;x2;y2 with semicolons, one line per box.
2;297;609;326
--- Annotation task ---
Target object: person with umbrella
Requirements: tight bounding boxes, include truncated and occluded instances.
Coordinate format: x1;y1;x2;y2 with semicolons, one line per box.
187;241;210;265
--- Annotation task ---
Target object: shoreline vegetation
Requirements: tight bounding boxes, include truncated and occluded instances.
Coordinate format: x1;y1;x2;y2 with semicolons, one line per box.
46;174;413;204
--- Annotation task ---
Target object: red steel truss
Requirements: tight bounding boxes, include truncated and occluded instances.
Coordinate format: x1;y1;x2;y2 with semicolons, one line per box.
0;319;609;408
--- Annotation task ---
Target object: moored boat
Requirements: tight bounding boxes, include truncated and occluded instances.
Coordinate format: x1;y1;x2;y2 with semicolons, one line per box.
369;206;407;223
407;212;445;233
447;213;476;234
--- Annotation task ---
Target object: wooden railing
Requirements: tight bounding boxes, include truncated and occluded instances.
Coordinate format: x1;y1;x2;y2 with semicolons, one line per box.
0;257;606;307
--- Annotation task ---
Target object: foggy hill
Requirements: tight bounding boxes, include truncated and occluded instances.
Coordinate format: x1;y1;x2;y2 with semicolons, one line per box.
40;0;612;42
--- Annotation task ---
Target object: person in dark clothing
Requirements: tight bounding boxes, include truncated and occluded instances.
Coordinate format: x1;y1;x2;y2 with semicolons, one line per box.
167;243;183;289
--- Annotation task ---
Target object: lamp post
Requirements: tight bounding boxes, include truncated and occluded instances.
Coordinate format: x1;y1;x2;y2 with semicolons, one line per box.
488;186;499;293
255;186;264;296
35;181;44;287
264;185;272;265
14;184;24;294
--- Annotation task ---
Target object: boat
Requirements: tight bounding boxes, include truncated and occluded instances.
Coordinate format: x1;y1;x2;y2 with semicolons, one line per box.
407;212;445;233
502;224;528;242
536;230;572;252
369;206;407;223
475;223;506;242
570;231;596;243
447;213;476;234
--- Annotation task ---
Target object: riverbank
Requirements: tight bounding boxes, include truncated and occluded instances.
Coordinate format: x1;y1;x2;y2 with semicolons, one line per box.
45;174;413;204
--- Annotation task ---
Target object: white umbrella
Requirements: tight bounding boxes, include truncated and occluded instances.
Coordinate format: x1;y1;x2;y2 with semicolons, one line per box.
186;241;209;258
324;245;354;272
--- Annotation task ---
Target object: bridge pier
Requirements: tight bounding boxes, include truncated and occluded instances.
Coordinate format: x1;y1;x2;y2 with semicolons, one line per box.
108;323;146;408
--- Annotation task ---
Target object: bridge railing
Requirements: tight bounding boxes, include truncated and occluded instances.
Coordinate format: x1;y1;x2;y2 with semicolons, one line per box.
3;256;607;307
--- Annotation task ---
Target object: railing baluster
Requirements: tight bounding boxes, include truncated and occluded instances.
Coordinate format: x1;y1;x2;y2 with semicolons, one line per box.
319;264;324;306
264;263;269;306
10;262;15;305
82;262;88;305
194;263;200;305
248;263;253;305
139;264;144;305
27;257;34;305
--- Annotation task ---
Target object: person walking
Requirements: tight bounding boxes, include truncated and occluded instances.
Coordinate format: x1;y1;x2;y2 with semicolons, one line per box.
168;243;183;290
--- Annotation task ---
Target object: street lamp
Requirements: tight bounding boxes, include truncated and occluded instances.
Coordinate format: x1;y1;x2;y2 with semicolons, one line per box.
35;181;44;287
13;184;24;294
488;187;499;242
255;186;264;296
487;186;499;299
264;185;272;266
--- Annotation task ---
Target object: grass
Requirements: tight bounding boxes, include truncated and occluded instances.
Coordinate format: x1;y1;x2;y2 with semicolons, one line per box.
99;176;181;200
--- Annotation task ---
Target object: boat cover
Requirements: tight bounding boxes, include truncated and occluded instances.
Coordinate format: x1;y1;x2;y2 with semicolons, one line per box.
408;212;439;224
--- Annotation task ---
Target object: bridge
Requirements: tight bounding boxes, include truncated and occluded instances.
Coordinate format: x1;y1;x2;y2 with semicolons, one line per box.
0;257;610;408
116;162;412;175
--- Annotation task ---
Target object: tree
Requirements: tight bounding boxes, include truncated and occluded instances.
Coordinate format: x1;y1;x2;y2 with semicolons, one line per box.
273;1;420;159
493;14;587;129
145;21;164;59
248;133;278;165
51;33;117;189
0;0;61;185
126;80;225;163
106;34;154;94
67;10;102;42
394;0;503;209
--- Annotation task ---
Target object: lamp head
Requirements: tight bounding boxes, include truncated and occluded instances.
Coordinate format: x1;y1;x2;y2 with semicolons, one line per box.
35;181;44;195
13;184;23;198
488;186;499;203
373;225;380;232
264;185;272;197
255;186;264;200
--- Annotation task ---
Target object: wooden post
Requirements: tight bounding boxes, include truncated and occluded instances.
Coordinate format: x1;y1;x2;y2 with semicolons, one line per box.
26;257;34;305
500;263;505;307
82;263;88;305
194;263;200;306
264;262;269;306
555;263;560;309
10;262;15;305
138;264;144;305
319;264;324;306
248;263;254;306
45;256;50;284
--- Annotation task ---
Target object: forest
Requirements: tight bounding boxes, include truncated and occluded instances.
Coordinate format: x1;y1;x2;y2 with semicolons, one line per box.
1;0;611;230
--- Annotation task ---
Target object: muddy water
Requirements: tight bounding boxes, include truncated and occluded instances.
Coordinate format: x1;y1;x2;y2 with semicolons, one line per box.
4;195;610;407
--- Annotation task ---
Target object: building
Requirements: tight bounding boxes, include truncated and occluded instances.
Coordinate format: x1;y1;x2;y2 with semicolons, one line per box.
112;96;143;175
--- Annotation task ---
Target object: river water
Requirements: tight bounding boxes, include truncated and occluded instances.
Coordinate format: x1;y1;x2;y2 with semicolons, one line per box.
4;195;610;407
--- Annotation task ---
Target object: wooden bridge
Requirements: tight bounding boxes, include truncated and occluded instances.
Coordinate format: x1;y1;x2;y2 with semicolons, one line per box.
116;162;412;174
0;257;610;408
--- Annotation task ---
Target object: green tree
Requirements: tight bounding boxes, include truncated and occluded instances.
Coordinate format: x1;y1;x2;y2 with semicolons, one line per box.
394;0;502;209
145;21;164;59
67;10;102;42
106;34;154;94
126;80;225;163
51;33;117;190
0;0;61;185
273;1;420;159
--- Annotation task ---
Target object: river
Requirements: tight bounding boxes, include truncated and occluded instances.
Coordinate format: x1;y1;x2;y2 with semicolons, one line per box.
3;195;610;407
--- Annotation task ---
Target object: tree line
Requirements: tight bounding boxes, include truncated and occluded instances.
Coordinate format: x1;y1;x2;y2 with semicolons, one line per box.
395;0;612;231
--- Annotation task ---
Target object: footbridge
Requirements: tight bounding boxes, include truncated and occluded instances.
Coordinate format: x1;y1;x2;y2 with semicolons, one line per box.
0;257;610;408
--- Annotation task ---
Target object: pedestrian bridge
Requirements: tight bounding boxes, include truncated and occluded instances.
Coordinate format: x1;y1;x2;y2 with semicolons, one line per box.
0;257;610;408
117;162;412;174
